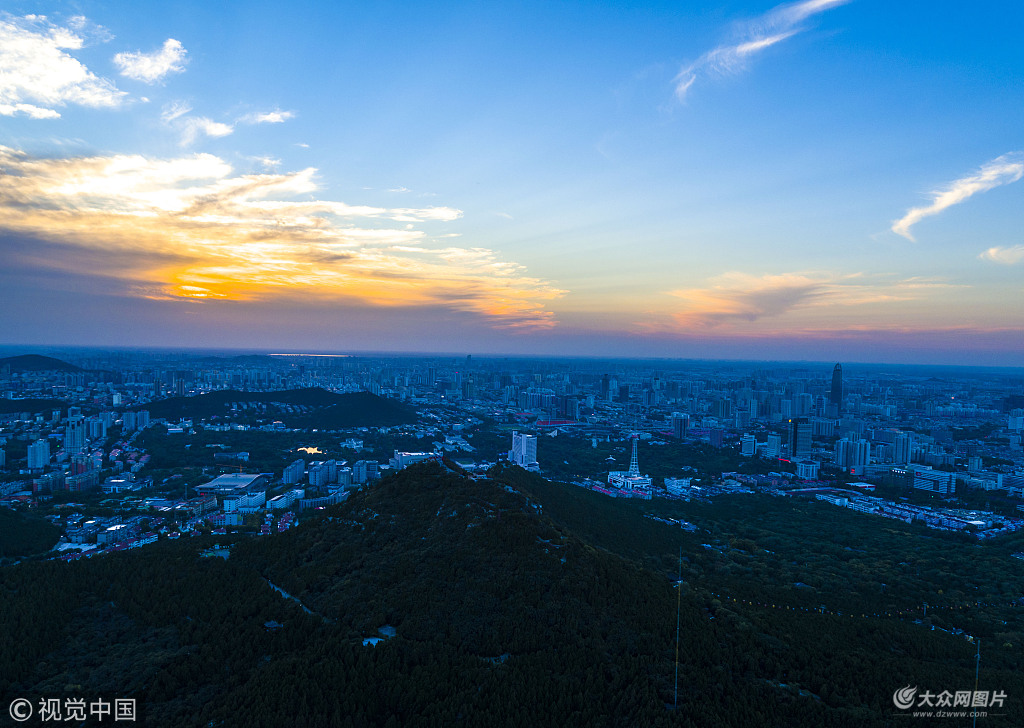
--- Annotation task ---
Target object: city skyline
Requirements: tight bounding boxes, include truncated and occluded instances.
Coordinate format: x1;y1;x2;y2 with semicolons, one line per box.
1;1;1023;366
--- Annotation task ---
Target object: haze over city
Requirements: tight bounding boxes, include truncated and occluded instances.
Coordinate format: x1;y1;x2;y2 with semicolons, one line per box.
1;1;1022;365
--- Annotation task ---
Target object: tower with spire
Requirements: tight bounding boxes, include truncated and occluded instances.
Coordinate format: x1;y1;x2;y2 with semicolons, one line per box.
607;433;652;496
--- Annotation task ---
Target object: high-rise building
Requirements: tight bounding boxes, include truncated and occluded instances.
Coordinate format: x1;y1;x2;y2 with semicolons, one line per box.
740;434;757;456
308;464;331;487
65;415;86;455
27;439;50;470
671;412;690;440
87;416;107;441
511;431;538;469
830;364;843;416
789;418;811;458
766;433;782;458
796;460;819;480
894;432;913;465
835;436;870;475
282;459;305;485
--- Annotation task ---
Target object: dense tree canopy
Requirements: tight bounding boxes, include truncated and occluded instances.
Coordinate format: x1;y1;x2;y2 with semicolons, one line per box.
1;463;1021;726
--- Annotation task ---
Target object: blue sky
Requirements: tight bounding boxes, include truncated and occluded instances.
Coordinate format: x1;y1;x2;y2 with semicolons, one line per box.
1;0;1022;364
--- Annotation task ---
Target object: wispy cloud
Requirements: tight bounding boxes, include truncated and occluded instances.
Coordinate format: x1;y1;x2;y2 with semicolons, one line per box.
664;271;963;329
160;100;192;122
892;153;1024;241
178;117;233;145
160;102;234;145
251;156;281;169
979;244;1024;265
674;0;850;100
113;38;187;83
0;13;126;118
0;145;563;329
238;109;294;124
668;272;828;326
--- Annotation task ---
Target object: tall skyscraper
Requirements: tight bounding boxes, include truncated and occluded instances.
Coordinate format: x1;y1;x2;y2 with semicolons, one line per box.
789;417;811;458
830;364;843;416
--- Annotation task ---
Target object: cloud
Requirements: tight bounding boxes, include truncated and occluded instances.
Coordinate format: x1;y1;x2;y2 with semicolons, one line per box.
113;38;187;83
179;117;234;145
665;271;964;329
892;153;1024;241
239;109;294;124
160;103;234;145
0;13;126;118
0;145;562;329
979;244;1024;265
160;100;192;122
251;156;281;169
674;0;850;100
669;272;828;326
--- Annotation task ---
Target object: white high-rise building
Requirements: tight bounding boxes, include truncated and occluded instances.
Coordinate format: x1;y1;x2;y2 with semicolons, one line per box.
27;439;50;470
510;431;538;470
740;434;757;456
894;432;913;465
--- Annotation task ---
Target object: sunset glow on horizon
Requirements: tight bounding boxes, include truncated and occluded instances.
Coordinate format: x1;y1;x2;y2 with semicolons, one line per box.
1;2;1022;365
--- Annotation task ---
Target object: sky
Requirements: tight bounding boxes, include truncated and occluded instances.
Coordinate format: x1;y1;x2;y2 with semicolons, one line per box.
0;0;1022;365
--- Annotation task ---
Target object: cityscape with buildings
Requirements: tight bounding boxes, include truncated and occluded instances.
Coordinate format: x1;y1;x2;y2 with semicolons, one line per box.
2;350;1023;558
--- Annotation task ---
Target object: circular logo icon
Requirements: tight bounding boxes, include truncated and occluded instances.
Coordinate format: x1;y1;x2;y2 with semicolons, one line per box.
893;685;918;710
8;698;33;722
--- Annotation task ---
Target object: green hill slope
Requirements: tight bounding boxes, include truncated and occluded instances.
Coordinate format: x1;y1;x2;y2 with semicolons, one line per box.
0;354;80;372
1;464;1021;726
0;508;60;559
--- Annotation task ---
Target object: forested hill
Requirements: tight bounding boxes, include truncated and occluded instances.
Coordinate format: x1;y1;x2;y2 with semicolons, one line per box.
0;398;69;416
1;464;1021;726
0;354;80;372
140;388;416;428
0;509;60;559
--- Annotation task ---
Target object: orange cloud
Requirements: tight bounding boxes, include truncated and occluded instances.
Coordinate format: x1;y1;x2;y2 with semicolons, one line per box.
660;271;967;332
0;146;564;329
